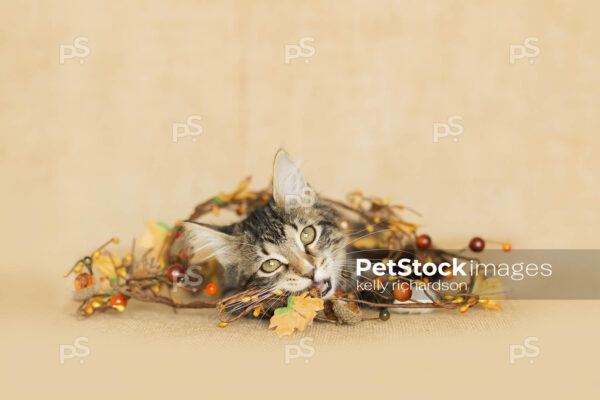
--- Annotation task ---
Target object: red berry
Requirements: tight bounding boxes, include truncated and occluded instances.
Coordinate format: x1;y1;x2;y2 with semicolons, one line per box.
416;234;431;249
469;237;485;252
167;264;185;282
110;294;127;307
205;283;217;295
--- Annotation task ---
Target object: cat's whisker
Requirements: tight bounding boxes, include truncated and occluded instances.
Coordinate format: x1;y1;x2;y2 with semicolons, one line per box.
258;298;280;322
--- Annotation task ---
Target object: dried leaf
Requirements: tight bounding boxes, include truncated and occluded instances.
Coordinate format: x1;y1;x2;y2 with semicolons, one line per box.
352;236;385;249
139;221;170;260
269;292;324;337
93;251;121;278
214;177;256;203
481;299;504;311
472;275;506;311
471;275;506;299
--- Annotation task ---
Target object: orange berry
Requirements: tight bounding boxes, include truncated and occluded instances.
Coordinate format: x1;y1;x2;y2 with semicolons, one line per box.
442;265;454;279
236;206;247;215
502;242;512;252
110;294;127;308
393;282;412;302
206;283;217;295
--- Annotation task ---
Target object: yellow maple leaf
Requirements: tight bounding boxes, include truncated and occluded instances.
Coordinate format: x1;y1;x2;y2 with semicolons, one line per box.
269;292;324;337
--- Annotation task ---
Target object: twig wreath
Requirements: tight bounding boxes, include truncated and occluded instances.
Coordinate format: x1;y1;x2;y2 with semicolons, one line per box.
64;177;508;336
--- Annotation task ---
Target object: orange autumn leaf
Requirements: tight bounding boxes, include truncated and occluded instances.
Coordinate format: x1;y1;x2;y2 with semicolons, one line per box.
269;292;324;337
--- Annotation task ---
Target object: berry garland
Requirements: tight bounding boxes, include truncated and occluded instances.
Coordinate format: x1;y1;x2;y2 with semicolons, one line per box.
64;178;508;334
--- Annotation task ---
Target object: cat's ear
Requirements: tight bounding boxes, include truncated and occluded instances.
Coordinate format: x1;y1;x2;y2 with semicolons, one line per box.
272;149;311;207
182;221;236;265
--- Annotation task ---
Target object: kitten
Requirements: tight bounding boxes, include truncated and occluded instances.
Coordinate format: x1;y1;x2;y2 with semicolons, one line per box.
183;150;437;313
183;150;349;299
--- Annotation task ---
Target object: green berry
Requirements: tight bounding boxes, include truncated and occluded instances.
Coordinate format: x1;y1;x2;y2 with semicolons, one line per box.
379;309;390;321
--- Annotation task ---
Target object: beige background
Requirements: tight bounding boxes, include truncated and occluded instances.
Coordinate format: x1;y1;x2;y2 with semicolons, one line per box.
1;1;599;399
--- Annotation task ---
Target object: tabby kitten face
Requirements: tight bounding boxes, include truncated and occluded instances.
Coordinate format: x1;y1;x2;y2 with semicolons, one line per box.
184;150;348;298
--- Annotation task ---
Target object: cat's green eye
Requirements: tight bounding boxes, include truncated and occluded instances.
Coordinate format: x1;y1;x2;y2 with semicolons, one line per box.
260;259;282;273
300;226;316;245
